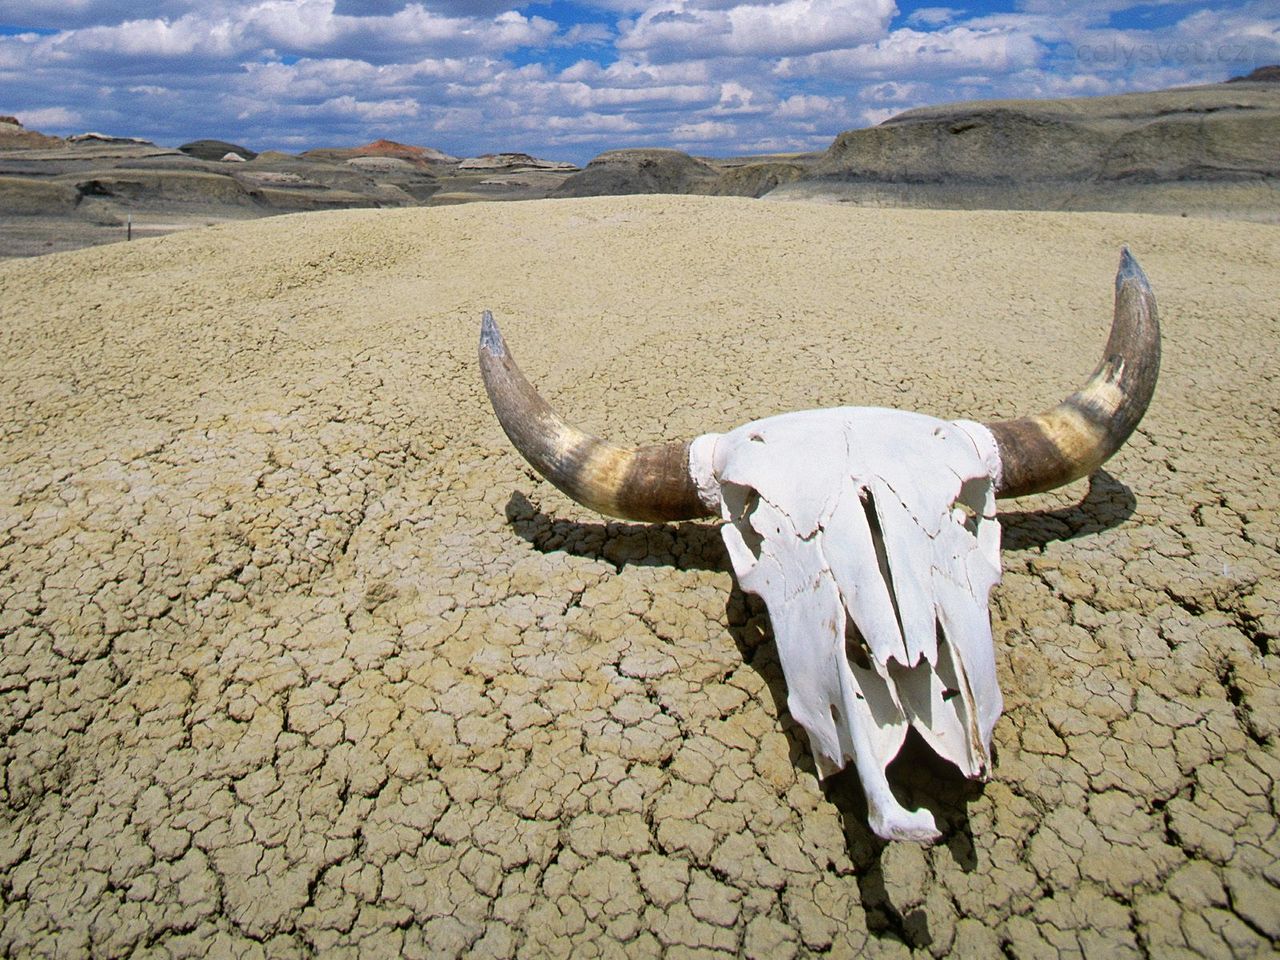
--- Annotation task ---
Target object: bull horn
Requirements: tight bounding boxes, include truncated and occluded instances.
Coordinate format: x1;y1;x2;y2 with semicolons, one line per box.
987;247;1161;498
481;249;1159;512
478;312;715;522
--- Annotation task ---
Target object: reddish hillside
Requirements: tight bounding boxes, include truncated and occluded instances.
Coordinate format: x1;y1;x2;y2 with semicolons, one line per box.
302;139;457;168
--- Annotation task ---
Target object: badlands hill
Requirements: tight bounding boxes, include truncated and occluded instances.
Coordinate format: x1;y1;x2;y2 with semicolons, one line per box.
550;148;813;200
770;77;1280;218
552;149;721;197
551;73;1279;220
0;123;580;257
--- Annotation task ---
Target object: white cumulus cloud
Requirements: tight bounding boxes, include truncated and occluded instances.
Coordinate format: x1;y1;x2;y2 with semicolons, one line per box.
672;118;736;141
0;0;1272;166
778;24;1045;79
618;0;896;59
773;92;842;119
13;105;83;127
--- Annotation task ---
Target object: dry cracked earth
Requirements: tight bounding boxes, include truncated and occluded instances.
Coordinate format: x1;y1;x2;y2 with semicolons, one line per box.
0;196;1277;958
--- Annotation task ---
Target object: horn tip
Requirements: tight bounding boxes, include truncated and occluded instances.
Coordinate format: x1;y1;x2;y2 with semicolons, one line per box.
1116;247;1152;297
480;310;506;358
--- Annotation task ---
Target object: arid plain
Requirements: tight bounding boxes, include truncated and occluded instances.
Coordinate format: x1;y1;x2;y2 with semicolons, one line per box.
1;195;1278;957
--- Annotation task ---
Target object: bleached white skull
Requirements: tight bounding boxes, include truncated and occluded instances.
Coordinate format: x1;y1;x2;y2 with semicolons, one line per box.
686;411;1003;840
479;250;1160;842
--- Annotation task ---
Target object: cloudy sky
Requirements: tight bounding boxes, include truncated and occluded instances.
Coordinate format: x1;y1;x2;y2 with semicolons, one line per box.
1;1;1276;164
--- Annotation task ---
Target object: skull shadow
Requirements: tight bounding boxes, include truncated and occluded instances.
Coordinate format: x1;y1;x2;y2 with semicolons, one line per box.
503;469;1134;948
999;469;1136;551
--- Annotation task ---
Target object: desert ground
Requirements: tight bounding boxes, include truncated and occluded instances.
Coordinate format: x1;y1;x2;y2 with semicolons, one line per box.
1;195;1277;957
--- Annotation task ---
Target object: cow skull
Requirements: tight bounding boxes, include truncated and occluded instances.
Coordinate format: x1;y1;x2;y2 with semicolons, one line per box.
478;250;1160;841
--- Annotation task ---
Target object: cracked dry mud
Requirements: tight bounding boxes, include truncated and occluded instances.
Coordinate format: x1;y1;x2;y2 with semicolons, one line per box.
1;196;1277;958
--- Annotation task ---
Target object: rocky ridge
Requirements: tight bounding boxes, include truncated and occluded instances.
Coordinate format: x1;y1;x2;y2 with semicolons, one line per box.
767;78;1280;219
0;130;579;257
543;75;1279;218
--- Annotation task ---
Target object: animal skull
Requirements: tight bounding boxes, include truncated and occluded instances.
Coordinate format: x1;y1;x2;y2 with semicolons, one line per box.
479;250;1160;842
687;411;1003;840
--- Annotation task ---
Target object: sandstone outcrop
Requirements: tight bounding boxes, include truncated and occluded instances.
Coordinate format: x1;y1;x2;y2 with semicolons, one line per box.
458;153;577;173
179;139;259;162
302;139;459;168
770;79;1280;220
553;149;720;198
0;116;64;150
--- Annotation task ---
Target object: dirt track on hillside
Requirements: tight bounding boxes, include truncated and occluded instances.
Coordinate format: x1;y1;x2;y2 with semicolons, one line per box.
1;197;1277;957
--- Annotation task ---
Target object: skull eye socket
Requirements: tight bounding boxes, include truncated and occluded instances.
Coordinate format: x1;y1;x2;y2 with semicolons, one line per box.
952;476;991;540
720;481;765;570
952;499;978;536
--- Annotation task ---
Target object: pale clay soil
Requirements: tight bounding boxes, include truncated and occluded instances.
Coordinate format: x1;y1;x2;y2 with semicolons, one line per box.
1;196;1277;958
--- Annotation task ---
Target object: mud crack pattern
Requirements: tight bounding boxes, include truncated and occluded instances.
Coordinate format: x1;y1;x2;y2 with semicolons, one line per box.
1;197;1277;957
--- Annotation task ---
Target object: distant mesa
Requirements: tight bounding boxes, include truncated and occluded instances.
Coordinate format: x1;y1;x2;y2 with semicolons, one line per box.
707;160;808;198
0;117;162;152
810;83;1280;184
457;152;576;173
343;156;417;173
1227;64;1280;83
0;115;65;149
70;132;155;146
549;148;817;200
768;78;1280;216
358;138;458;164
180;139;258;162
249;150;297;163
552;149;718;198
302;139;458;168
545;69;1279;209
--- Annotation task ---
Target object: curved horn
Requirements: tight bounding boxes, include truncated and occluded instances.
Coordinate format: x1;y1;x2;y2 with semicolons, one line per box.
479;312;715;522
987;247;1161;499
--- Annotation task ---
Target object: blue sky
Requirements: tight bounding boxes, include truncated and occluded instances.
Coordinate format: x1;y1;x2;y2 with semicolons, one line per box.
0;1;1275;165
